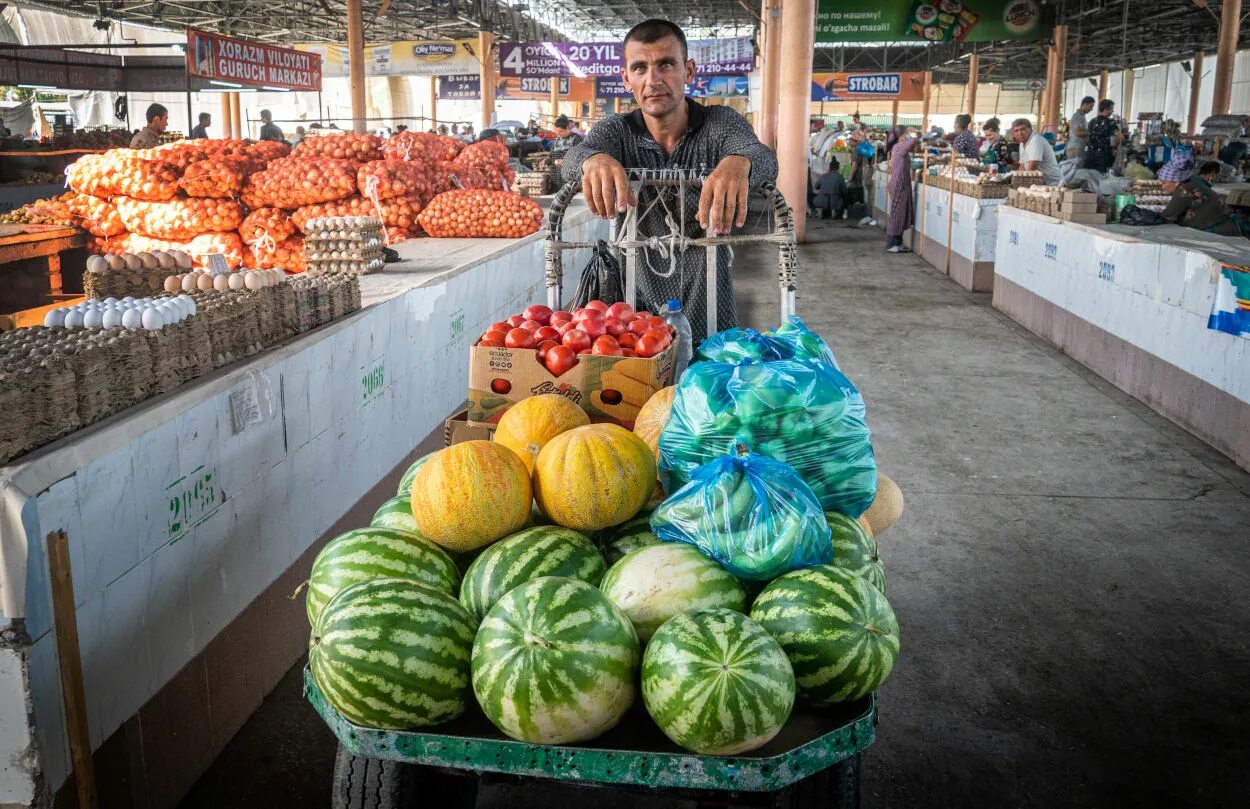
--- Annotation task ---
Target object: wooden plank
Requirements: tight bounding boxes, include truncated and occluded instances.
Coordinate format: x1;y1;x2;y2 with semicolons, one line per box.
0;224;80;240
0;233;86;264
46;530;99;809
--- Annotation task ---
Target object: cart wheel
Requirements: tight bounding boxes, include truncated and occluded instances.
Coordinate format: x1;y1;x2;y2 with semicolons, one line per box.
332;744;417;809
770;753;860;809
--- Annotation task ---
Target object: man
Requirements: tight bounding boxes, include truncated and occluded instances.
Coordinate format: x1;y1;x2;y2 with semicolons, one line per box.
1083;100;1120;172
290;125;306;147
563;18;777;341
813;157;847;220
852;112;867;131
1158;151;1241;236
258;109;284;142
462;124;476;141
189;112;211;140
130;103;168;148
1066;96;1095;161
1012;118;1061;186
551;115;583;157
835;121;846;134
476;128;507;145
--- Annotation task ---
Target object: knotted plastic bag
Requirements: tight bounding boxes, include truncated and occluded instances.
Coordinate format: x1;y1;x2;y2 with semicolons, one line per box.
571;240;625;309
658;356;876;518
650;444;832;581
1118;204;1166;226
696;316;839;368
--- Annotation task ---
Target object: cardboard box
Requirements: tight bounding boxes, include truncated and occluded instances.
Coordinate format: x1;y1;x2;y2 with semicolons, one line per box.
1062;190;1097;204
1061;201;1099;214
1060;211;1108;224
467;341;676;428
445;408;496;446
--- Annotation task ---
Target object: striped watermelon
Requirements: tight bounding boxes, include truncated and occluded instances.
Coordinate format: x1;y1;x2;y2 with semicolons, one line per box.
472;577;639;744
826;511;886;593
595;515;662;564
396;452;435;497
458;526;606;623
641;608;794;755
309;578;475;729
750;565;899;706
371;495;418;535
600;544;747;641
305;527;460;626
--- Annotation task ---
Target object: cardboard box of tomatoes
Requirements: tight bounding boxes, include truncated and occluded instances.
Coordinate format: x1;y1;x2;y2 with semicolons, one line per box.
467;300;677;428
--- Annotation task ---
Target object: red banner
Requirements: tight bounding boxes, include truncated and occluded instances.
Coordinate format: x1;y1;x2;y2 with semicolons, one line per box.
186;28;321;92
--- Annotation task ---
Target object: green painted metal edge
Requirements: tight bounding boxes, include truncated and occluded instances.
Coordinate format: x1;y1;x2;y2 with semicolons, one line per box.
304;668;876;792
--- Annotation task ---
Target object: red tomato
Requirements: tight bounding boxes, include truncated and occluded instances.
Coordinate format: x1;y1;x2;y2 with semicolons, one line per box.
592;336;622;356
544;344;578;376
478;339;504;347
578;318;607;339
507;315;526;328
524;304;553;325
643;328;672;348
536;339;560;361
606;302;634;321
505;328;536;349
634;310;653;320
535;326;561;342
519;319;543;333
489;321;511;334
618;332;638;349
584;299;609;313
577;306;605;322
562;329;592;352
644;316;667;331
481;329;508;344
604;317;627;337
627;318;651;337
620;348;637;357
577;348;593;355
550;310;573;325
556;321;576;336
636;332;667;357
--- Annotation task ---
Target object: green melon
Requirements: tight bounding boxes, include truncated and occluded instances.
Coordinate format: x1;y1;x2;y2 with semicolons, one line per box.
305;527;459;626
472;577;639;744
600;544;746;641
641;608;795;755
825;511;886;593
458;526;605;623
371;495;419;535
396;452;435;497
750;565;899;706
309;578;475;729
596;515;662;564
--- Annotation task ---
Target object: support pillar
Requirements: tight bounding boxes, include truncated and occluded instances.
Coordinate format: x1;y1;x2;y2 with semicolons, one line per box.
1188;52;1204;134
1041;42;1056;132
967;52;979;120
550;80;559;122
759;0;782;150
1212;0;1240;116
346;0;367;133
1123;68;1135;120
776;0;815;241
920;71;932;133
1098;69;1109;101
219;93;233;140
614;98;622;115
428;76;438;128
891;99;899;129
1047;25;1067;135
229;92;242;139
479;31;496;130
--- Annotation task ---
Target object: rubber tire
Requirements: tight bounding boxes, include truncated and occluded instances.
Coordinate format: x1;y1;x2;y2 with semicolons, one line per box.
768;753;860;809
331;744;418;809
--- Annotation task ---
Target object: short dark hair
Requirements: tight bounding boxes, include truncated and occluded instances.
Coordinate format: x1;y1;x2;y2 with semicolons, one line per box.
1199;160;1221;176
624;19;688;60
955;114;972;129
198;112;211;123
1098;99;1114;113
1011;118;1033;131
1080;96;1096;106
260;108;272;121
477;128;501;142
145;103;168;123
983;117;1000;132
554;115;571;129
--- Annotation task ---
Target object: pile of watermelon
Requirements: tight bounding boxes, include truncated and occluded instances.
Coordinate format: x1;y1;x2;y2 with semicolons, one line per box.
304;323;905;756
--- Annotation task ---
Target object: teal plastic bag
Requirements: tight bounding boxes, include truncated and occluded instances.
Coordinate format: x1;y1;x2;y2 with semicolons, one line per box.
658;357;876;518
650;444;832;581
696;316;839;369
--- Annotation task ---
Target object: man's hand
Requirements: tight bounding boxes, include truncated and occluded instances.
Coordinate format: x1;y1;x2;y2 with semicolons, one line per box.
698;155;751;235
580;153;636;219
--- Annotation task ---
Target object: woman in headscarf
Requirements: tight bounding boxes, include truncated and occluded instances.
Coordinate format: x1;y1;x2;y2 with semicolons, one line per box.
1158;151;1242;237
885;125;919;253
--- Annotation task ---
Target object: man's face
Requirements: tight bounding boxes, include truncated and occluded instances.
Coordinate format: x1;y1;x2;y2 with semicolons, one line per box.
152;114;168;133
622;35;694;119
1160;179;1179;194
1012;123;1031;144
1100;105;1113;117
203;116;211;128
556;126;570;137
1082;101;1095;113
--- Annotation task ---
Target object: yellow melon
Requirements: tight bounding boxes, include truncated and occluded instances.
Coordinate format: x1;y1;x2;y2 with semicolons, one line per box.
863;472;903;536
493;394;590;473
411;440;532;552
533;423;657;532
633;386;675;459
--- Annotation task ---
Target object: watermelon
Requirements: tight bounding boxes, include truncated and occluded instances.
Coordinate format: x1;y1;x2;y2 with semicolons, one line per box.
305;527;460;626
472;577;639;744
641;608;794;755
750;565;899;706
309;578;475;729
371;495;419;535
595;515;661;564
459;526;606;623
396;451;435;497
600;544;747;641
826;511;886;593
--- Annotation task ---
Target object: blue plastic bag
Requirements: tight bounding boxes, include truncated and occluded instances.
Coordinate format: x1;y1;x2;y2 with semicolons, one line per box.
696;316;839;369
658;356;877;518
651;444;832;581
856;140;877;159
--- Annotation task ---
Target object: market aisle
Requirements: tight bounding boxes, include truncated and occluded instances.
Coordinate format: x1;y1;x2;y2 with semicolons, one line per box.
180;219;1250;808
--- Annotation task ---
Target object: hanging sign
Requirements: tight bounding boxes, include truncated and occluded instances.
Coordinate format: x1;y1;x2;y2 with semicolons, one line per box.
499;37;754;78
1001;79;1045;92
439;74;481;100
187;28;321;91
811;72;927;101
688;76;749;98
298;39;479;78
0;46;123;91
815;0;1053;43
596;76;632;99
440;75;593;102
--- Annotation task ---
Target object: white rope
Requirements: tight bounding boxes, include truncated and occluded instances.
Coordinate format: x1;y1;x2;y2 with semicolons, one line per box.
361;175;392;246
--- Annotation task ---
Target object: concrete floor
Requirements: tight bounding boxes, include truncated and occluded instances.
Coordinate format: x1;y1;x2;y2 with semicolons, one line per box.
180;217;1250;808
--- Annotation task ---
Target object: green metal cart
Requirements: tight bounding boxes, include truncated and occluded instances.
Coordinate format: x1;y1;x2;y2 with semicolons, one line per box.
307;668;876;809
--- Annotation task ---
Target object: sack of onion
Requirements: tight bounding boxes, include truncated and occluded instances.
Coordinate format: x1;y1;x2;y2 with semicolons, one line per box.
115;196;245;241
416;189;543;238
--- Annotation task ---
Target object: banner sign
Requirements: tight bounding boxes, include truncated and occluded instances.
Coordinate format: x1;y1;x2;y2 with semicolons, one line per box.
596;76;632;99
188;29;321;91
1001;79;1045;92
688;76;749;98
299;39;478;78
0;46;123;91
811;72;926;101
1209;263;1250;339
499;37;753;78
439;74;481;100
439;75;592;102
816;0;1053;43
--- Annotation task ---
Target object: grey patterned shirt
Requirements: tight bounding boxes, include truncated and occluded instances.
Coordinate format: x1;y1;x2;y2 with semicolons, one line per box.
562;100;778;342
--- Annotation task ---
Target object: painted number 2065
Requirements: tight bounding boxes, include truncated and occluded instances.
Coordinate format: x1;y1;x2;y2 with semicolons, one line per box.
167;465;218;539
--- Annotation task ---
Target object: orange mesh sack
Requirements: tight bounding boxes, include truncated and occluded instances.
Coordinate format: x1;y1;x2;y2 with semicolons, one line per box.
356;160;438;202
293;133;383;162
67;194;125;237
179;157;251;198
250;233;306;272
417;190;543;238
66;154;181;201
115;196;246;240
239;207;296;246
242;158;358;209
126;232;246;269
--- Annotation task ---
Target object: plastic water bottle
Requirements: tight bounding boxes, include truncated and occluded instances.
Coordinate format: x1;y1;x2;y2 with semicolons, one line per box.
664;299;694;380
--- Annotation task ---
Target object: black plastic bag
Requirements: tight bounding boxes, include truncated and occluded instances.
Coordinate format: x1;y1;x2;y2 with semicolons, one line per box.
571;240;625;309
1118;204;1165;226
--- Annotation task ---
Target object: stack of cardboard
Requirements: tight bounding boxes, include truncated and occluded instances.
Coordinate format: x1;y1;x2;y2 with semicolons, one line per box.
1056;190;1107;224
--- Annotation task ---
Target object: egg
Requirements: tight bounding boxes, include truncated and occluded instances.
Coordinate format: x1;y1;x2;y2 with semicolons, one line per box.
64;311;84;329
228;272;245;291
121;253;142;270
43;310;65;328
121;309;143;328
181;274;198;292
184;298;197;316
82;310;103;329
213;273;231;292
173;251;193;269
141;308;164;330
105;253;125;270
243;271;262;290
139;252;159;269
154;251;175;269
101;309;122;329
86;255;108;274
196;273;214;291
122;296;135;303
163;275;180;293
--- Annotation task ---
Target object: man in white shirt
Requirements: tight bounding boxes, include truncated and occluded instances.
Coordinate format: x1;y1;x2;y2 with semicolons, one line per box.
1012;118;1062;186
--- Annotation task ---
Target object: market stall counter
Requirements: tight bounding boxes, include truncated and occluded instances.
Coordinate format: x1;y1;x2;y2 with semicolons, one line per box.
993;205;1249;471
0;204;606;809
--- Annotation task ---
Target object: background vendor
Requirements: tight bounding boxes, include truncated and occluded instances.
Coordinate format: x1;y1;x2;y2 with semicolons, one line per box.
1157;152;1242;237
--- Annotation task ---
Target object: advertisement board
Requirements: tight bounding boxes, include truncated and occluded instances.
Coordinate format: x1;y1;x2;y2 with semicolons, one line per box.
499;37;753;78
187;28;321;91
0;46;123;91
816;0;1053;43
811;72;927;101
298;39;479;78
439;75;593;102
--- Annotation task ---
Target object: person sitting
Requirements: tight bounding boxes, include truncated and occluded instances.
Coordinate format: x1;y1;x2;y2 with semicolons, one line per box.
980;118;1012;168
1158;152;1242;237
1012;118;1061;185
551;115;584;157
1197;161;1221;186
813;158;848;220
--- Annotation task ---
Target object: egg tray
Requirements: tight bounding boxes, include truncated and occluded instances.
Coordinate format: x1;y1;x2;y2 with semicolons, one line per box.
84;267;172;301
304;244;384;260
305;257;384;277
304;232;384;246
